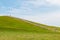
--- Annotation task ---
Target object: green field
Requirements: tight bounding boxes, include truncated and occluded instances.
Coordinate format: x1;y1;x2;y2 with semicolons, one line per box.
0;16;60;40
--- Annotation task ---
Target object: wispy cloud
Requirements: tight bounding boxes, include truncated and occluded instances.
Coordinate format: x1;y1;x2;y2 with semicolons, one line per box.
46;0;60;5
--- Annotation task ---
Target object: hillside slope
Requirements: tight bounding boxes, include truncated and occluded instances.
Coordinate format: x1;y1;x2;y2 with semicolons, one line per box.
0;16;57;33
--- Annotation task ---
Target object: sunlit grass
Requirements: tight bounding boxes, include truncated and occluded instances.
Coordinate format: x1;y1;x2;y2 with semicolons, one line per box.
0;31;60;40
0;16;60;40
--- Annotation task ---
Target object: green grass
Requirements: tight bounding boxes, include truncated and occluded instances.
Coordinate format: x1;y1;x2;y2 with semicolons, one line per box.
0;16;54;33
0;16;60;40
0;30;60;40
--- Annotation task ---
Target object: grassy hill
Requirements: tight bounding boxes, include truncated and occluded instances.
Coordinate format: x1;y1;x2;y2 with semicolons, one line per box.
0;16;60;40
0;16;53;33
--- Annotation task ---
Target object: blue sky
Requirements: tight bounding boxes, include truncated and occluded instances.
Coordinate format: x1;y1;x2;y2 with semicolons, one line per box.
0;0;60;27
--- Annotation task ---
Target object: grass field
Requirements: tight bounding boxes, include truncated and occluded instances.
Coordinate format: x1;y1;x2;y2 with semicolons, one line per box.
0;29;60;40
0;30;60;40
0;16;60;40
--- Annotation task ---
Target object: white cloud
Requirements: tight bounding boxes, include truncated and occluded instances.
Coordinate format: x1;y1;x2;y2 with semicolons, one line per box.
46;0;60;5
18;11;60;27
23;0;49;8
25;0;60;8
